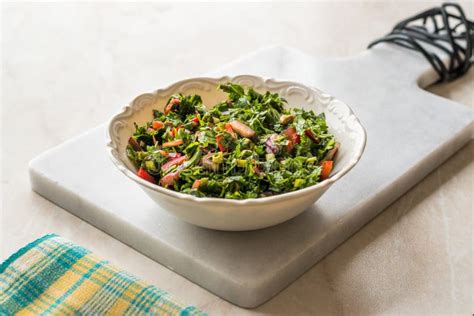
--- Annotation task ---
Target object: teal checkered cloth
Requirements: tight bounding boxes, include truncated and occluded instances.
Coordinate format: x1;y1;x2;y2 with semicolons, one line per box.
0;234;207;315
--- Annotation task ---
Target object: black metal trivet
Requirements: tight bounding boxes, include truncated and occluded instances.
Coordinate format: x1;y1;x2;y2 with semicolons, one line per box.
369;2;474;83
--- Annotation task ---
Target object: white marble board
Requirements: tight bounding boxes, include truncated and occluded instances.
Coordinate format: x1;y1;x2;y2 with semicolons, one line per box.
29;45;473;308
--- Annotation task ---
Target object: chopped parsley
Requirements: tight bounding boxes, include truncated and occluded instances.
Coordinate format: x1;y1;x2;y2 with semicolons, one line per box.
127;83;339;199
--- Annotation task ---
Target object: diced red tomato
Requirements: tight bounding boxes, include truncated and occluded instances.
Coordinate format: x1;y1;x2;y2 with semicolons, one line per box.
152;121;164;130
164;98;180;114
192;179;202;189
137;167;157;184
191;117;200;125
162;139;183;148
293;133;301;144
160;171;180;187
283;127;300;152
224;123;237;139
283;127;301;144
216;135;225;152
320;160;333;180
304;129;319;143
161;156;187;171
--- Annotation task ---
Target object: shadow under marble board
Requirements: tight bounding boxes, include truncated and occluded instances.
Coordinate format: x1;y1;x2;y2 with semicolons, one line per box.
29;45;473;308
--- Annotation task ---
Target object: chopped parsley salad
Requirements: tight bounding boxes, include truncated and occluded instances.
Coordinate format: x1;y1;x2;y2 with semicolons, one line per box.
126;83;340;199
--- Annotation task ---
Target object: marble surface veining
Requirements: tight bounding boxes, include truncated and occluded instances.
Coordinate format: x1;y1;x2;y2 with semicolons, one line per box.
1;2;473;314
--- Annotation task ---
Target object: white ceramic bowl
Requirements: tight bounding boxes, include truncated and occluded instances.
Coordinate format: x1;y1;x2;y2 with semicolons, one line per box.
106;75;367;231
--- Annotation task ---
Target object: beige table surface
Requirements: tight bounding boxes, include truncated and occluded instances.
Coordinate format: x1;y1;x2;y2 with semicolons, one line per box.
1;2;473;315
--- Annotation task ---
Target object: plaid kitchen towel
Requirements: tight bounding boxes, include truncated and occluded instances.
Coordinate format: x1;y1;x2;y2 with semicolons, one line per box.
0;234;206;315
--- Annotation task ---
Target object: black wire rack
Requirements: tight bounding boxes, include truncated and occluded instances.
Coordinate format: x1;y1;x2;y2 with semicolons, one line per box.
368;2;474;83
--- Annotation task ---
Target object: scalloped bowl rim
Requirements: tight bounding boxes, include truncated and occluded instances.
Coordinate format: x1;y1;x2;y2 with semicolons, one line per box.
105;75;367;206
